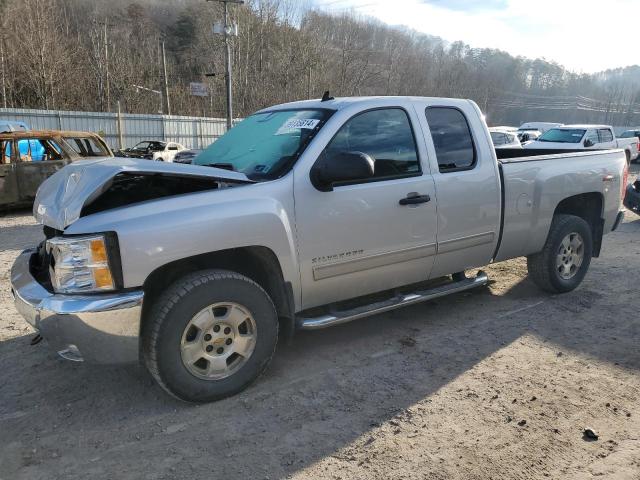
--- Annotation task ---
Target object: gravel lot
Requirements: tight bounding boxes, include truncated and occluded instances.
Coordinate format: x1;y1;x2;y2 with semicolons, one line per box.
1;168;639;480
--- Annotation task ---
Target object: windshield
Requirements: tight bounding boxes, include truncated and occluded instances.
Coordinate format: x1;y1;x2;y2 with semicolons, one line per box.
194;109;332;180
620;131;638;138
538;128;585;143
132;141;165;152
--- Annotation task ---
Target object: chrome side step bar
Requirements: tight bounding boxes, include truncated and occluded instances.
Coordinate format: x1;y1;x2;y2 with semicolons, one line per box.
297;271;488;330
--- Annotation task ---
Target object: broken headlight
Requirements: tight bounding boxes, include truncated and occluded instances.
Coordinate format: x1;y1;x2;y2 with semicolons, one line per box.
47;235;116;293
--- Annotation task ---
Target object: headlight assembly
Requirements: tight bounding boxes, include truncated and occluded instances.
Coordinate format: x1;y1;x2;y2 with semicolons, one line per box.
47;234;116;293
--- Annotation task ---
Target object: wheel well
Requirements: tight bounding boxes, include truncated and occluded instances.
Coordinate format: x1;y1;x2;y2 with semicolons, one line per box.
553;193;604;257
141;247;295;341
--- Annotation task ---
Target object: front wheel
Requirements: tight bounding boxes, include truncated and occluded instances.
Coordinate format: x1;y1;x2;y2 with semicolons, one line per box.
143;270;278;402
527;214;593;293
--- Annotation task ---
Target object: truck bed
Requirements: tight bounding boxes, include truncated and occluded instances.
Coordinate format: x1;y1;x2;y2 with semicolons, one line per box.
493;148;626;263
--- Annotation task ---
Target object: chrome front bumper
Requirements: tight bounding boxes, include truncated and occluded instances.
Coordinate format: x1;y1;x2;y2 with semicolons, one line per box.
10;249;144;364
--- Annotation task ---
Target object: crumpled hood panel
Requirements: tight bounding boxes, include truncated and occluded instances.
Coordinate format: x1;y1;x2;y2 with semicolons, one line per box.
33;157;251;230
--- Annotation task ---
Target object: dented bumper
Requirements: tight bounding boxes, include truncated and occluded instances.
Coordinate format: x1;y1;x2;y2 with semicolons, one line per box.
10;249;143;364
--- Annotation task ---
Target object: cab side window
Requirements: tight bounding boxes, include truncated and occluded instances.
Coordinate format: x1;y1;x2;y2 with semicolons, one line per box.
17;138;60;161
325;108;420;180
585;130;599;145
425;107;476;172
598;129;614;143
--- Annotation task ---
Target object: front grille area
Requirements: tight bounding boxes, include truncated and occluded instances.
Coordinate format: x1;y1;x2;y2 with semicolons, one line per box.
29;227;61;292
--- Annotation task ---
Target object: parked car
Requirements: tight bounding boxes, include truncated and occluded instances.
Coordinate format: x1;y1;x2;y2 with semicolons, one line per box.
518;122;563;134
0;120;29;133
489;128;523;149
118;140;187;162
620;129;640;162
0;130;112;208
12;96;627;402
173;149;203;164
524;125;640;165
624;179;640;215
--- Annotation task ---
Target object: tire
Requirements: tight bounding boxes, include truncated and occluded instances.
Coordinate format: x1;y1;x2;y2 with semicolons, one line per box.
526;214;593;294
143;269;278;403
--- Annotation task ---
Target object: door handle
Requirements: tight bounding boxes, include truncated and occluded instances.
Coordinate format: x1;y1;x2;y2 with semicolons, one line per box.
399;193;431;206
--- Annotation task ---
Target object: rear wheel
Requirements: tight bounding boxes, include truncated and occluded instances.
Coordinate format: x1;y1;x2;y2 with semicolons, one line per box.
527;214;593;293
143;270;278;402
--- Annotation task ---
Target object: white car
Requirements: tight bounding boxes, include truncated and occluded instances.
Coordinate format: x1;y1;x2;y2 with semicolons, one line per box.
524;125;640;164
153;141;187;162
122;141;188;162
489;128;522;149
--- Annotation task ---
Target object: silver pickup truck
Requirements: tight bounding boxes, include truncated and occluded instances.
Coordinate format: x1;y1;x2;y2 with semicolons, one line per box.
11;96;628;402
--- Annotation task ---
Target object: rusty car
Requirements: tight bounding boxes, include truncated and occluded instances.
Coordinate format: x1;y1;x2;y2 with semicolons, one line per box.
0;130;112;208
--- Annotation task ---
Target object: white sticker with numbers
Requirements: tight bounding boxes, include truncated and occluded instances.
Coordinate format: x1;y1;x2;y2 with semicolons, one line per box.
275;118;320;135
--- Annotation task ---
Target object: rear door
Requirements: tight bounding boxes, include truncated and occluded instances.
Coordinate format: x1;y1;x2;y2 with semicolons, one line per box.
416;100;501;278
0;140;19;206
15;138;69;201
293;102;438;309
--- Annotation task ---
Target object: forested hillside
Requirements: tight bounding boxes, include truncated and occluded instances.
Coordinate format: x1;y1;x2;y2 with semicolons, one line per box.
1;0;639;126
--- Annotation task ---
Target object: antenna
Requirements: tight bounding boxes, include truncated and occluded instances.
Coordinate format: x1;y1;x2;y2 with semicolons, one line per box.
321;91;334;102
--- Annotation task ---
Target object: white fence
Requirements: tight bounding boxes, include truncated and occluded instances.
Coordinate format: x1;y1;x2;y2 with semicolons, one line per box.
0;108;233;150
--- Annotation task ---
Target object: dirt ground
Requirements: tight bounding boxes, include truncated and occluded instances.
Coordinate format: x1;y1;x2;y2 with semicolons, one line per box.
1;169;639;480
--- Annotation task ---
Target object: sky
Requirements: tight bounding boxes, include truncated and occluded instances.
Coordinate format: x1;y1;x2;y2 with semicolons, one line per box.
313;0;637;73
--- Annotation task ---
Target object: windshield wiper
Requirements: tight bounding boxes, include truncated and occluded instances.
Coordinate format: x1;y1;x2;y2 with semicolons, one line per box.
204;162;236;171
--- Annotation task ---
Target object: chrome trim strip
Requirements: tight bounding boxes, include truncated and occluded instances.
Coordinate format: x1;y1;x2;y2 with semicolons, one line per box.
298;271;488;330
312;243;437;281
437;232;495;254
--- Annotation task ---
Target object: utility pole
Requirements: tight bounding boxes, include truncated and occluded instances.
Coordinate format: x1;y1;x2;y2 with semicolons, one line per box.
208;0;243;131
161;40;171;116
0;37;7;109
104;20;110;112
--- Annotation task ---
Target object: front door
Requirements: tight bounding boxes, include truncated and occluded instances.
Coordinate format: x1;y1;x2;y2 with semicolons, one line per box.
15;138;69;202
294;105;438;310
0;140;20;206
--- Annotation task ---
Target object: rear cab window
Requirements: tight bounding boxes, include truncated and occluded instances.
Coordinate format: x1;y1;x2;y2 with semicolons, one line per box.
425;107;476;172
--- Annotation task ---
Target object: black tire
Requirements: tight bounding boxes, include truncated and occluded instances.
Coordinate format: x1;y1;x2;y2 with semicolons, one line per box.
143;269;278;403
526;214;593;293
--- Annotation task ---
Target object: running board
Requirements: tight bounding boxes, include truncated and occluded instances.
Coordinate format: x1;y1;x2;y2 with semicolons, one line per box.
297;271;488;330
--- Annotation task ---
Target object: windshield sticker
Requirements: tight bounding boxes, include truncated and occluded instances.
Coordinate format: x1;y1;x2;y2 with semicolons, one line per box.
275;118;320;135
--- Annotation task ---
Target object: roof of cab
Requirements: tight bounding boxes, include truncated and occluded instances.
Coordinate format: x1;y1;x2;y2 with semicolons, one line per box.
0;129;103;140
256;95;474;113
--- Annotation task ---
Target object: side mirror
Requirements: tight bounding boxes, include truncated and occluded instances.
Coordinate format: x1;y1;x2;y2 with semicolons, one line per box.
584;139;595;147
311;151;375;191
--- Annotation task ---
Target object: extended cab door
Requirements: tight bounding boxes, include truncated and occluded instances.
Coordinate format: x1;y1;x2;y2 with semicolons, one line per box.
293;101;438;309
416;100;501;278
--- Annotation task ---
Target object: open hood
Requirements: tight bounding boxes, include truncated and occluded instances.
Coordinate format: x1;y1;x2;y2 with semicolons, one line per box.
34;157;252;230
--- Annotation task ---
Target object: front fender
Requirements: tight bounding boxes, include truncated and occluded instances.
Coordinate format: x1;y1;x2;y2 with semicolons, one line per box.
65;178;301;308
